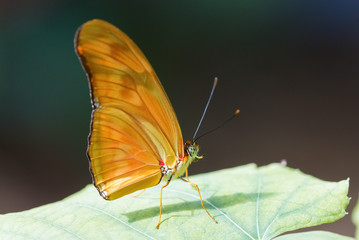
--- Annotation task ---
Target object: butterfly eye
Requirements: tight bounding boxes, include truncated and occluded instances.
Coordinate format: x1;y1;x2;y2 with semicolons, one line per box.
187;145;197;156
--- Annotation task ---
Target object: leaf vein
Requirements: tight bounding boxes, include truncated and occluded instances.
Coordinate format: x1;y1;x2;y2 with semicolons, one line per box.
11;214;86;240
69;203;157;240
256;177;262;240
262;177;310;240
167;189;256;240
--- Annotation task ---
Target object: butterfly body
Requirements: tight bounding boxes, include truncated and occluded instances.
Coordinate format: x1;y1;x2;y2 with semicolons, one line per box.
75;19;216;228
161;141;201;182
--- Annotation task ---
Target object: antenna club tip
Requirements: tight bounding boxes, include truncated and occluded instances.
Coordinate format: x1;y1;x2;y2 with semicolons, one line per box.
235;109;240;115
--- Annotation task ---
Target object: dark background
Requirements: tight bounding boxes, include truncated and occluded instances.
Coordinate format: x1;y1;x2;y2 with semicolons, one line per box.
0;0;358;236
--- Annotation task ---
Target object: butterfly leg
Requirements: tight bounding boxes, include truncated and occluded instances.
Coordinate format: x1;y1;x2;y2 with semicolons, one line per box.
130;189;146;198
180;177;218;224
185;169;197;190
156;180;171;229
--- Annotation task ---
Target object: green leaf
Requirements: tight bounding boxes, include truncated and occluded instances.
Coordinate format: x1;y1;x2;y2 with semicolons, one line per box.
353;195;359;239
0;163;350;240
274;231;355;240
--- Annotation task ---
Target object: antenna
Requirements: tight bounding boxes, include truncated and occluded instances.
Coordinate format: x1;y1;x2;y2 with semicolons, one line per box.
194;109;240;142
192;77;218;141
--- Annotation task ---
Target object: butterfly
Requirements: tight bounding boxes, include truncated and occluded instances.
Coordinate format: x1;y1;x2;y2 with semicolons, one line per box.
74;19;234;228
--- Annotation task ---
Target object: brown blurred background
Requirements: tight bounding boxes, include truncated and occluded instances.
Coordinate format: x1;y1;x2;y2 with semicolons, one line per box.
0;0;358;236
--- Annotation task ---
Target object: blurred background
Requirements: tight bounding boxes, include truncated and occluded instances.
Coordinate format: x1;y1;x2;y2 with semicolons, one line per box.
0;0;358;236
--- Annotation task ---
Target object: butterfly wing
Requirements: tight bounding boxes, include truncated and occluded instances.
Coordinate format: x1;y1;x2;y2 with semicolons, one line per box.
75;19;183;200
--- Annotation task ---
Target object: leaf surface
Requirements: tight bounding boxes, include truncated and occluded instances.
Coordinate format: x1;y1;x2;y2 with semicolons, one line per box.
353;195;359;239
0;163;350;240
274;231;355;240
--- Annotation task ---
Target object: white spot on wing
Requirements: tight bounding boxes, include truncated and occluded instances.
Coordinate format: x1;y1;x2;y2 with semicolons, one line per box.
100;190;108;199
93;97;104;110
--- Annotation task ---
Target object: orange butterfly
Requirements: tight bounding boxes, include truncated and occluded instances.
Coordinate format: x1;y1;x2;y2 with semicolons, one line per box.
75;19;231;228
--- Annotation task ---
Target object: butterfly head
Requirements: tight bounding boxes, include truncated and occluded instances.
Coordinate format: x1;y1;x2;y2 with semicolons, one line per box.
184;140;203;163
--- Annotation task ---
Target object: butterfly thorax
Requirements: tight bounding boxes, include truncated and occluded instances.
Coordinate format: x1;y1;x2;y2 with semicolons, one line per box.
161;141;202;182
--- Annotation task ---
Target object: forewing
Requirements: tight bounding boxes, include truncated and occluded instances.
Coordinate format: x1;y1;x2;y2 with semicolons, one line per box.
75;19;183;200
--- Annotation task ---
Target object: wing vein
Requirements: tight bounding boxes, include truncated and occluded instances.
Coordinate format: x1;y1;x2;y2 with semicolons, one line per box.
94;163;155;178
93;111;159;157
104;170;161;190
93;79;135;91
134;74;177;157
